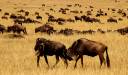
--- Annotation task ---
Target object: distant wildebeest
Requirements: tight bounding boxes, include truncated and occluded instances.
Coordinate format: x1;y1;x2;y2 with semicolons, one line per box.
67;18;75;22
59;28;73;36
70;10;79;14
82;30;96;34
97;29;106;34
118;18;123;21
4;12;9;15
74;16;82;21
81;15;93;23
107;17;117;23
1;16;8;19
67;4;72;7
7;24;27;34
25;11;29;16
57;18;66;25
34;38;72;68
10;14;17;19
0;24;6;33
42;4;45;7
86;11;92;16
35;24;56;35
48;16;57;22
115;27;128;35
0;9;2;12
67;38;110;68
36;15;42;20
17;9;25;13
35;12;39;15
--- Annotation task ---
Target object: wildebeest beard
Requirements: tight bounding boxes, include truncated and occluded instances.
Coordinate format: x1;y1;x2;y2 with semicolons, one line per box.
34;42;45;56
67;48;79;60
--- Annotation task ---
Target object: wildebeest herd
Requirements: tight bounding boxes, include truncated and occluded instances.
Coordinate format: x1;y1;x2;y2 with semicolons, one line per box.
0;3;128;69
0;3;128;36
34;37;110;68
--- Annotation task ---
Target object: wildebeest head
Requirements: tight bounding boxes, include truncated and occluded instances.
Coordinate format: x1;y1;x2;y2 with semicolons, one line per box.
67;41;79;59
34;38;47;51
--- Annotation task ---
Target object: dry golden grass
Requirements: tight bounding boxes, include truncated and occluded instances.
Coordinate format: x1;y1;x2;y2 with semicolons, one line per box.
0;33;128;75
0;0;128;75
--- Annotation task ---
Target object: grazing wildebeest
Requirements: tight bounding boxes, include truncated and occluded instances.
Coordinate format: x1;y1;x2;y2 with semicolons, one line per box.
35;24;56;35
10;14;17;19
0;24;6;33
67;38;110;68
0;9;2;12
74;16;82;21
1;16;8;20
34;38;72;68
107;17;117;23
97;29;106;34
59;28;73;36
82;30;96;34
4;12;9;15
67;18;75;22
115;27;128;35
7;24;27;34
36;15;42;20
25;11;29;16
86;11;92;16
48;16;57;22
17;9;25;13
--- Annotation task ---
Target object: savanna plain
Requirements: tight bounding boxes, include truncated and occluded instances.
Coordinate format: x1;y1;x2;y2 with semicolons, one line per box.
0;0;128;75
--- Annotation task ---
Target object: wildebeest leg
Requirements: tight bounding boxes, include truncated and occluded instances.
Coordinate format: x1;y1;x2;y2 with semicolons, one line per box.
44;55;50;67
53;55;59;68
64;58;68;68
37;56;40;67
81;55;83;68
74;55;81;68
99;54;105;68
60;56;68;68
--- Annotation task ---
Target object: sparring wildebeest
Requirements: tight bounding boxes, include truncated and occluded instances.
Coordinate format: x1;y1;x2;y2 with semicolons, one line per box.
34;38;72;68
7;24;27;34
67;38;110;68
0;24;6;33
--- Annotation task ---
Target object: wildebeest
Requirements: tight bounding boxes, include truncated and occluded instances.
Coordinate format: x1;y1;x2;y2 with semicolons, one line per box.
97;29;106;34
7;24;27;34
35;24;56;35
82;30;96;34
25;11;29;16
34;38;72;68
115;27;128;35
107;17;117;23
1;16;8;20
74;16;82;21
0;24;6;33
59;28;73;36
0;9;2;12
36;15;42;20
4;12;9;15
10;14;17;19
67;38;110;68
67;18;75;22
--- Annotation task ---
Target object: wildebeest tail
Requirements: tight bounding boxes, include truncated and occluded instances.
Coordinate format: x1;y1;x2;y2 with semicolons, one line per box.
105;47;110;68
